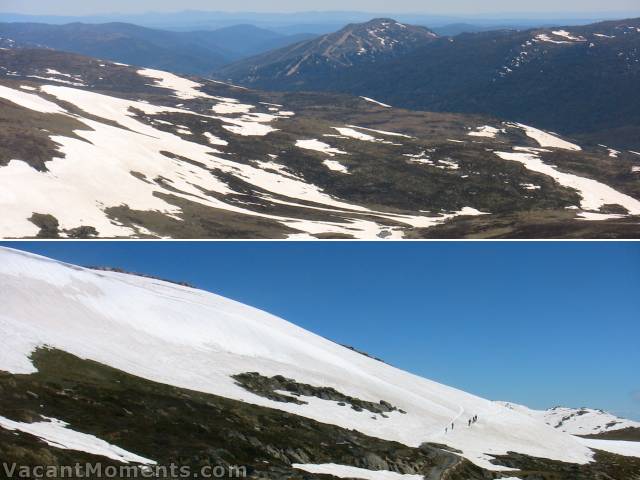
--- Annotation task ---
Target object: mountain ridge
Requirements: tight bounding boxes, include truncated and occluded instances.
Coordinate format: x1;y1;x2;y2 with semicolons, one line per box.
0;21;315;75
498;402;640;436
221;17;640;150
220;18;438;81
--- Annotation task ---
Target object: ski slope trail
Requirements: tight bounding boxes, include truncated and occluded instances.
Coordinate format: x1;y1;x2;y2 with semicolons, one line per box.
0;247;597;471
430;405;465;441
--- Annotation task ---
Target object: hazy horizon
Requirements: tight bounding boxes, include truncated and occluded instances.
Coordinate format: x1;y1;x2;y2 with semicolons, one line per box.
3;0;640;17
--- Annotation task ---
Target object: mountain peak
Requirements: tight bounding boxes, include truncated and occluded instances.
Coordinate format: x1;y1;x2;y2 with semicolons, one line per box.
355;18;409;29
339;17;438;48
220;17;438;79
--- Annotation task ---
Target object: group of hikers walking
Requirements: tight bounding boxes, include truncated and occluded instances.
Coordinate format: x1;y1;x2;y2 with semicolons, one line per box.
445;414;478;434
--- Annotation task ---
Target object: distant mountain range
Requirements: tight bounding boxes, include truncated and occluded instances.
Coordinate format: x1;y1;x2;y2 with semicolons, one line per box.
3;10;638;32
4;15;639;151
0;22;316;75
222;17;640;150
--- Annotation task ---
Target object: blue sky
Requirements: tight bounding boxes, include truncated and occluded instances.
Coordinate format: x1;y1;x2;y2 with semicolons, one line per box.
2;241;639;420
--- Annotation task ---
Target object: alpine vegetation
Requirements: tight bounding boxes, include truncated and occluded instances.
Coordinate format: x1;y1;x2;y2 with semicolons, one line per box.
1;47;640;238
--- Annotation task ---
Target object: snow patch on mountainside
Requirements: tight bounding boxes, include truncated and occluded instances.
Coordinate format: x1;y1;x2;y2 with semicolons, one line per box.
551;30;586;42
0;85;65;114
498;402;640;435
542;407;640;435
468;126;502;138
512;123;582;151
293;464;423;480
138;68;213;100
577;212;625;221
0;248;596;470
347;125;413;138
576;438;640;458
534;30;585;44
495;149;640;214
333;127;379;142
203;132;228;146
331;127;401;145
404;152;433;165
360;96;391;108
27;75;86;87
210;101;253;114
220;118;276;136
296;139;348;156
0;415;155;464
323;160;350;174
535;33;572;44
1;82;468;239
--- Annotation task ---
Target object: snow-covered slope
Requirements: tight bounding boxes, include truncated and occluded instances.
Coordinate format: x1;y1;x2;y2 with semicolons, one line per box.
542;407;640;435
3;48;640;239
576;438;640;458
498;402;640;435
0;247;599;470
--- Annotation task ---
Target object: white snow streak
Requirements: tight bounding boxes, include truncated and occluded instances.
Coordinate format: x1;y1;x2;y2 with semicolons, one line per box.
513;123;582;151
360;96;392;108
552;30;586;41
495;149;640;215
347;125;413;138
0;85;66;114
296;139;347;156
323;160;350;174
137;68;213;100
576;438;640;458
468;126;501;138
0;415;156;464
293;464;423;480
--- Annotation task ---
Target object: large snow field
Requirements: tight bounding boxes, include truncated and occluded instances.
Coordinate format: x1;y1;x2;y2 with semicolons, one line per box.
2;63;638;239
0;83;476;239
0;247;599;470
